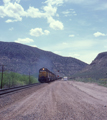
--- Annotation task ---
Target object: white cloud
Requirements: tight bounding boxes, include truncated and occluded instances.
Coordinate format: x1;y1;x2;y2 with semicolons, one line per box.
0;1;26;22
5;19;14;23
49;20;64;30
69;35;75;37
26;7;45;18
1;0;57;21
53;51;61;54
30;45;37;48
5;18;21;23
30;28;50;37
43;4;57;16
62;9;77;17
26;4;63;30
1;2;42;22
44;30;50;35
93;32;106;37
15;38;34;43
62;10;70;17
3;0;10;4
44;0;64;6
47;17;64;30
30;28;44;37
0;6;6;18
1;0;64;31
42;3;64;30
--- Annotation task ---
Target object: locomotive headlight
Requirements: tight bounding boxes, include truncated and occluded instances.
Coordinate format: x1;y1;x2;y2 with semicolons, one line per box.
43;68;44;70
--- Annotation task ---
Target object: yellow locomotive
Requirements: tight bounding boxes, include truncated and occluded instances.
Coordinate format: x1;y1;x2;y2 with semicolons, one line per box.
38;67;57;83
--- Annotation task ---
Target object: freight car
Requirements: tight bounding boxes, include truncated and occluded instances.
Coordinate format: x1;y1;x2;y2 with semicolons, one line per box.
38;67;57;83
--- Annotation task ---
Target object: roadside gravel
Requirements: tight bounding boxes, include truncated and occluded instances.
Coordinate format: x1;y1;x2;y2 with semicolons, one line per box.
0;84;46;109
0;80;107;120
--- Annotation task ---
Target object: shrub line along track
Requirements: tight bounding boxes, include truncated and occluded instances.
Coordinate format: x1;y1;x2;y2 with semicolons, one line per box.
0;83;41;96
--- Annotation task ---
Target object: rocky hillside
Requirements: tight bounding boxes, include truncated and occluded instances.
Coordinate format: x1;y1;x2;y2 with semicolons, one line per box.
0;41;88;77
72;52;107;79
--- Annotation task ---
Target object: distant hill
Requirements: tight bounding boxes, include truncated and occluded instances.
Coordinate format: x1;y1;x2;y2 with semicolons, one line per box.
72;52;107;79
0;41;88;77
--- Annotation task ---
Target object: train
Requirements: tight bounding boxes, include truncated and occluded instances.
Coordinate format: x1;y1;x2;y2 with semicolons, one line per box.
38;67;58;83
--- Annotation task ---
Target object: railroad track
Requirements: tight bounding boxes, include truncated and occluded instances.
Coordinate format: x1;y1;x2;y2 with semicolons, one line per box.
0;83;41;96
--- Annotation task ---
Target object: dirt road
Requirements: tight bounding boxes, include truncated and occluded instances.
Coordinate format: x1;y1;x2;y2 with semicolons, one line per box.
0;81;107;120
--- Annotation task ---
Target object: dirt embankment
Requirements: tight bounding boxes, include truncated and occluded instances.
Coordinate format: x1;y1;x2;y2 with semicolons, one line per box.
0;81;107;120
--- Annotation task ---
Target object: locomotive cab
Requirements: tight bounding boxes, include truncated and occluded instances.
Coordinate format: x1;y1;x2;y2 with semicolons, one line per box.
38;68;48;83
38;67;56;83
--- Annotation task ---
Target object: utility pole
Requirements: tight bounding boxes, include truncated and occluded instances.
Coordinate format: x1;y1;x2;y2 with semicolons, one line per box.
0;65;5;89
29;72;30;84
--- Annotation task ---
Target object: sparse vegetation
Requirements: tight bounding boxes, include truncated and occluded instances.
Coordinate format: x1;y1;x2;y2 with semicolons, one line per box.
0;72;38;89
70;77;107;87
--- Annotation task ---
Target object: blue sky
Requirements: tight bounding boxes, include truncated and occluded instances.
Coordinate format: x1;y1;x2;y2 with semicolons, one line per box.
0;0;107;64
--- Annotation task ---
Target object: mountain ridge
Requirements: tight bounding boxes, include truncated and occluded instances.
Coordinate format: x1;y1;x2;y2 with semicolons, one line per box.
72;51;107;79
0;41;88;77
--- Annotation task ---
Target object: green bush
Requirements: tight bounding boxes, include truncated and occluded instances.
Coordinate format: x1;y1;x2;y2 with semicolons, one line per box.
0;72;38;89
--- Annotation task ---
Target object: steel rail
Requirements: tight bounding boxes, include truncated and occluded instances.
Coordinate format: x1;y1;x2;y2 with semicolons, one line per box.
0;83;41;96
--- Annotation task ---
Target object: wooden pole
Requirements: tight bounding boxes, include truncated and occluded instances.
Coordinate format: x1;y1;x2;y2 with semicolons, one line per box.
1;65;4;89
29;72;30;84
